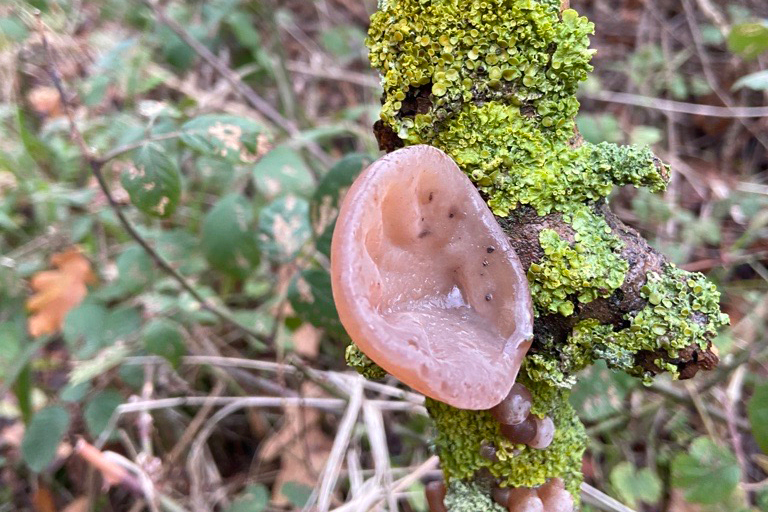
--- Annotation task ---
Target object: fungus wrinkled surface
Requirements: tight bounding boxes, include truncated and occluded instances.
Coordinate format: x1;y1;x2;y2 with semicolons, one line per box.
331;145;534;410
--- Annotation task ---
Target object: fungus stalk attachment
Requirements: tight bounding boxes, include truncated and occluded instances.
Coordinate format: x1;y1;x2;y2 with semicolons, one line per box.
333;0;729;510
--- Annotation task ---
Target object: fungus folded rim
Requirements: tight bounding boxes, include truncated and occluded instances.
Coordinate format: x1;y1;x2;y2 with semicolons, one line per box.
331;145;534;410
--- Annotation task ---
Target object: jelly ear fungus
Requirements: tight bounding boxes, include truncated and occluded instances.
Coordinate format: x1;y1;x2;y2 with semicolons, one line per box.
330;145;534;410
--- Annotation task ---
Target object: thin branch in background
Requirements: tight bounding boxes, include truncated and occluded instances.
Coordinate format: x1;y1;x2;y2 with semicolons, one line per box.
144;0;331;171
680;0;768;151
582;89;768;118
581;483;637;512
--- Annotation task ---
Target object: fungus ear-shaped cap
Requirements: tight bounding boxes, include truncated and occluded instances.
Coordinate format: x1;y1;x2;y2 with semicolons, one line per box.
331;145;534;410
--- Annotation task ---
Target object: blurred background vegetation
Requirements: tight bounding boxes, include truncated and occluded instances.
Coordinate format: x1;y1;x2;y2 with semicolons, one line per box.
0;0;767;511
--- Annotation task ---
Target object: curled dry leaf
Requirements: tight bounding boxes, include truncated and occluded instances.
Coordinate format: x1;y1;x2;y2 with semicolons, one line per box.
27;248;96;337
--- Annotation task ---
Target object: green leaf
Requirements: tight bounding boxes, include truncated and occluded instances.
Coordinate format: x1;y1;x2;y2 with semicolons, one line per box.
63;300;107;358
154;230;205;276
733;70;768;91
576;113;621;144
252;145;314;199
180;115;266;163
748;382;768;454
728;21;768;59
671;437;740;505
142;318;186;368
0;322;22;381
288;268;344;337
202;194;261;279
114;245;155;296
224;484;269;512
610;462;662;508
570;360;636;422
280;481;312;508
21;406;70;472
310;153;373;257
84;389;123;439
60;381;91;403
0;17;29;43
122;143;181;217
258;195;310;262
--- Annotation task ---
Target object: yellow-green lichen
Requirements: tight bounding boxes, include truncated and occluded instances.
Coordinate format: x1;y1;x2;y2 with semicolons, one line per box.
426;374;587;499
444;481;506;511
524;264;730;388
368;0;594;143
345;343;387;380
395;99;668;217
528;206;628;316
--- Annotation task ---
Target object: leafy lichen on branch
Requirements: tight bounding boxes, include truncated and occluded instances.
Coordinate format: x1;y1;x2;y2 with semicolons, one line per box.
427;372;586;500
364;0;728;507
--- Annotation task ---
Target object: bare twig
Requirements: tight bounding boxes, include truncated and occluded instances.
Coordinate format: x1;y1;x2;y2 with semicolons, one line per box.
313;379;364;511
581;483;637;512
582;90;768;118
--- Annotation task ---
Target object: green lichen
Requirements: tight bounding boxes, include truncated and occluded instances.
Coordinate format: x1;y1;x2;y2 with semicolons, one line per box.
528;205;628;316
420;101;668;217
426;373;587;499
365;1;727;508
524;264;730;388
345;343;387;380
444;480;506;512
368;0;594;142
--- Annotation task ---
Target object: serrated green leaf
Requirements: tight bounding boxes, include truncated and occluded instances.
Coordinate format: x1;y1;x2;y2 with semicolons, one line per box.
310;153;372;257
142;318;186;368
122;143;181;217
610;462;662;508
671;437;740;505
748;382;768;454
180;115;266;162
202;194;260;278
224;484;269;512
252;145;314;199
728;21;768;59
258;195;310;262
21;406;70;472
84;389;123;439
288;268;344;337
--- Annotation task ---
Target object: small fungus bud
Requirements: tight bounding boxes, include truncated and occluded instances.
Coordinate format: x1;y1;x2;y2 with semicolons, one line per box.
425;480;448;512
537;478;574;512
331;145;533;410
490;383;532;425
507;488;544;512
528;417;555;450
499;415;537;445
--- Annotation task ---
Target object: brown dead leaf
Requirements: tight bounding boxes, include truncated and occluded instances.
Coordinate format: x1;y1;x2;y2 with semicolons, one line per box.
32;485;56;512
27;86;62;118
259;383;334;506
293;324;322;359
27;248;96;337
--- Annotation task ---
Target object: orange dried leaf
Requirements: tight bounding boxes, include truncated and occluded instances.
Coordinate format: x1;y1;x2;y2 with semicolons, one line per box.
27;248;96;337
